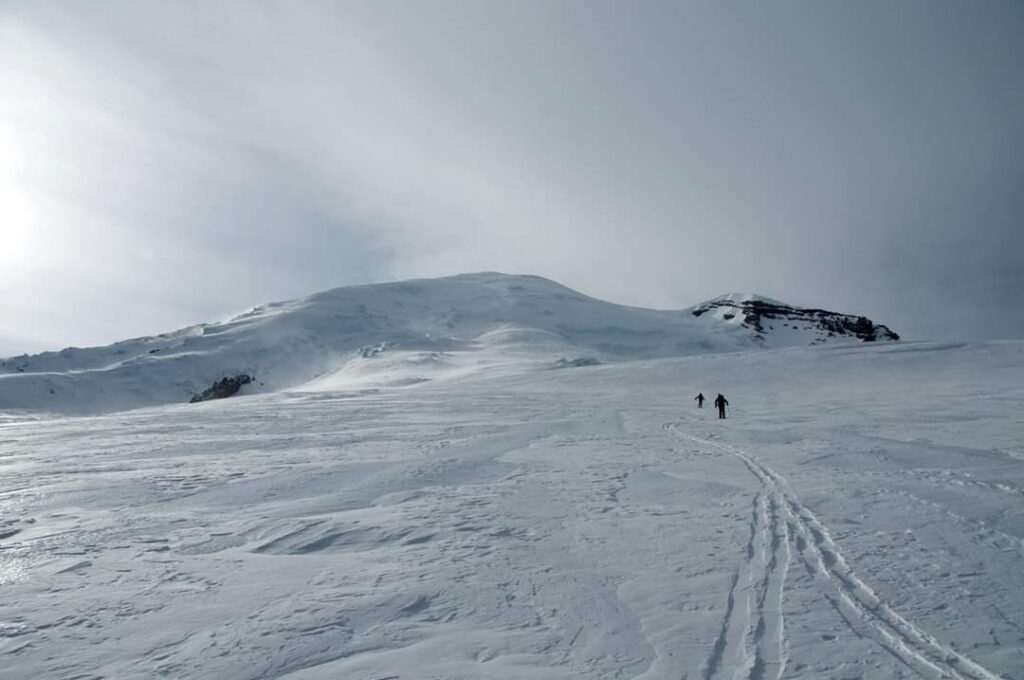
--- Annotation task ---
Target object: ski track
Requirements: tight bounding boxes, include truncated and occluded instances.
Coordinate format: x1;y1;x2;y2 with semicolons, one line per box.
667;427;789;680
665;424;1003;680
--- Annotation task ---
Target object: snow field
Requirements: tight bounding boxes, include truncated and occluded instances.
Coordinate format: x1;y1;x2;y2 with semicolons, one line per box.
0;341;1022;678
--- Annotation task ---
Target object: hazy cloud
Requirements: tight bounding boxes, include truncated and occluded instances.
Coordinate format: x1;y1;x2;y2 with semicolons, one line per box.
2;1;1022;354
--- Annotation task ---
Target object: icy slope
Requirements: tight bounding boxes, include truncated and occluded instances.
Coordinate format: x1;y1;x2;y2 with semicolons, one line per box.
0;273;896;414
1;341;1020;679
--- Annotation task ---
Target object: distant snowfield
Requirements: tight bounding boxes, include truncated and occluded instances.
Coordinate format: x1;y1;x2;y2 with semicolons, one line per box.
2;341;1023;679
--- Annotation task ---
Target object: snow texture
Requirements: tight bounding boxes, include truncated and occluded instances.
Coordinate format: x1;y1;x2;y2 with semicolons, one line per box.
2;274;1021;679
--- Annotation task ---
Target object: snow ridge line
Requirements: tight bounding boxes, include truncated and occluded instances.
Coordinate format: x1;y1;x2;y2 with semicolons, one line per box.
665;424;1003;680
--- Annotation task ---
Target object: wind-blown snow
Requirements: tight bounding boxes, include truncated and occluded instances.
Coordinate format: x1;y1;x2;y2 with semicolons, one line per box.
0;273;897;416
1;340;1022;678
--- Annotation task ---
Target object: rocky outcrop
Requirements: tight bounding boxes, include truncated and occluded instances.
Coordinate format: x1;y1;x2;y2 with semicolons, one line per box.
190;374;254;403
690;298;899;343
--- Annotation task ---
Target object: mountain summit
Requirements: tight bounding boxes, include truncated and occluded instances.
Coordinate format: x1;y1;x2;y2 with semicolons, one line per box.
0;273;896;414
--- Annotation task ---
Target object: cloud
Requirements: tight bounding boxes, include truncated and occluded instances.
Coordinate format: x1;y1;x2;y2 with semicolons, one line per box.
1;1;1022;352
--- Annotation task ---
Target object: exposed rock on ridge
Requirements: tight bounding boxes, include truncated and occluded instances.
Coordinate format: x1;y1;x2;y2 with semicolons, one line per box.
190;374;254;403
690;295;899;343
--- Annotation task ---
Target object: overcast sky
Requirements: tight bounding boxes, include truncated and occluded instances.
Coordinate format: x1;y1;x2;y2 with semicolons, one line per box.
2;1;1022;355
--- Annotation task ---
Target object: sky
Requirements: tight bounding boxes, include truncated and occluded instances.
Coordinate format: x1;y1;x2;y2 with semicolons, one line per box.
1;1;1022;355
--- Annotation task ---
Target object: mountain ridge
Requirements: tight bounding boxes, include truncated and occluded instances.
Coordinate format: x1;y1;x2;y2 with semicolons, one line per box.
0;272;897;414
688;294;899;344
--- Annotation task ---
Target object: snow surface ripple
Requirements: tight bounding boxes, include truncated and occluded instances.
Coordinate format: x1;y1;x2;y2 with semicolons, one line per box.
0;340;1021;678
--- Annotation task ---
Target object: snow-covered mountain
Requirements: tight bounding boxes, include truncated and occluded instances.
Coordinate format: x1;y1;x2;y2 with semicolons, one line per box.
688;292;900;344
3;340;1021;679
0;273;896;414
4;275;1023;680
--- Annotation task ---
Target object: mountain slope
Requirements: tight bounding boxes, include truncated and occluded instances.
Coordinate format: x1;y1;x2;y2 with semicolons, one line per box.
0;273;897;414
1;341;1020;678
688;293;900;346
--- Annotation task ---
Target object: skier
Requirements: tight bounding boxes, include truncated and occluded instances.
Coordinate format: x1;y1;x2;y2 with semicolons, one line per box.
694;392;705;408
714;393;729;419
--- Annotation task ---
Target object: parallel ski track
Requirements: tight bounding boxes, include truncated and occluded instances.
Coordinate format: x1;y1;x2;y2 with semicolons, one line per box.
666;425;788;680
665;424;1002;680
